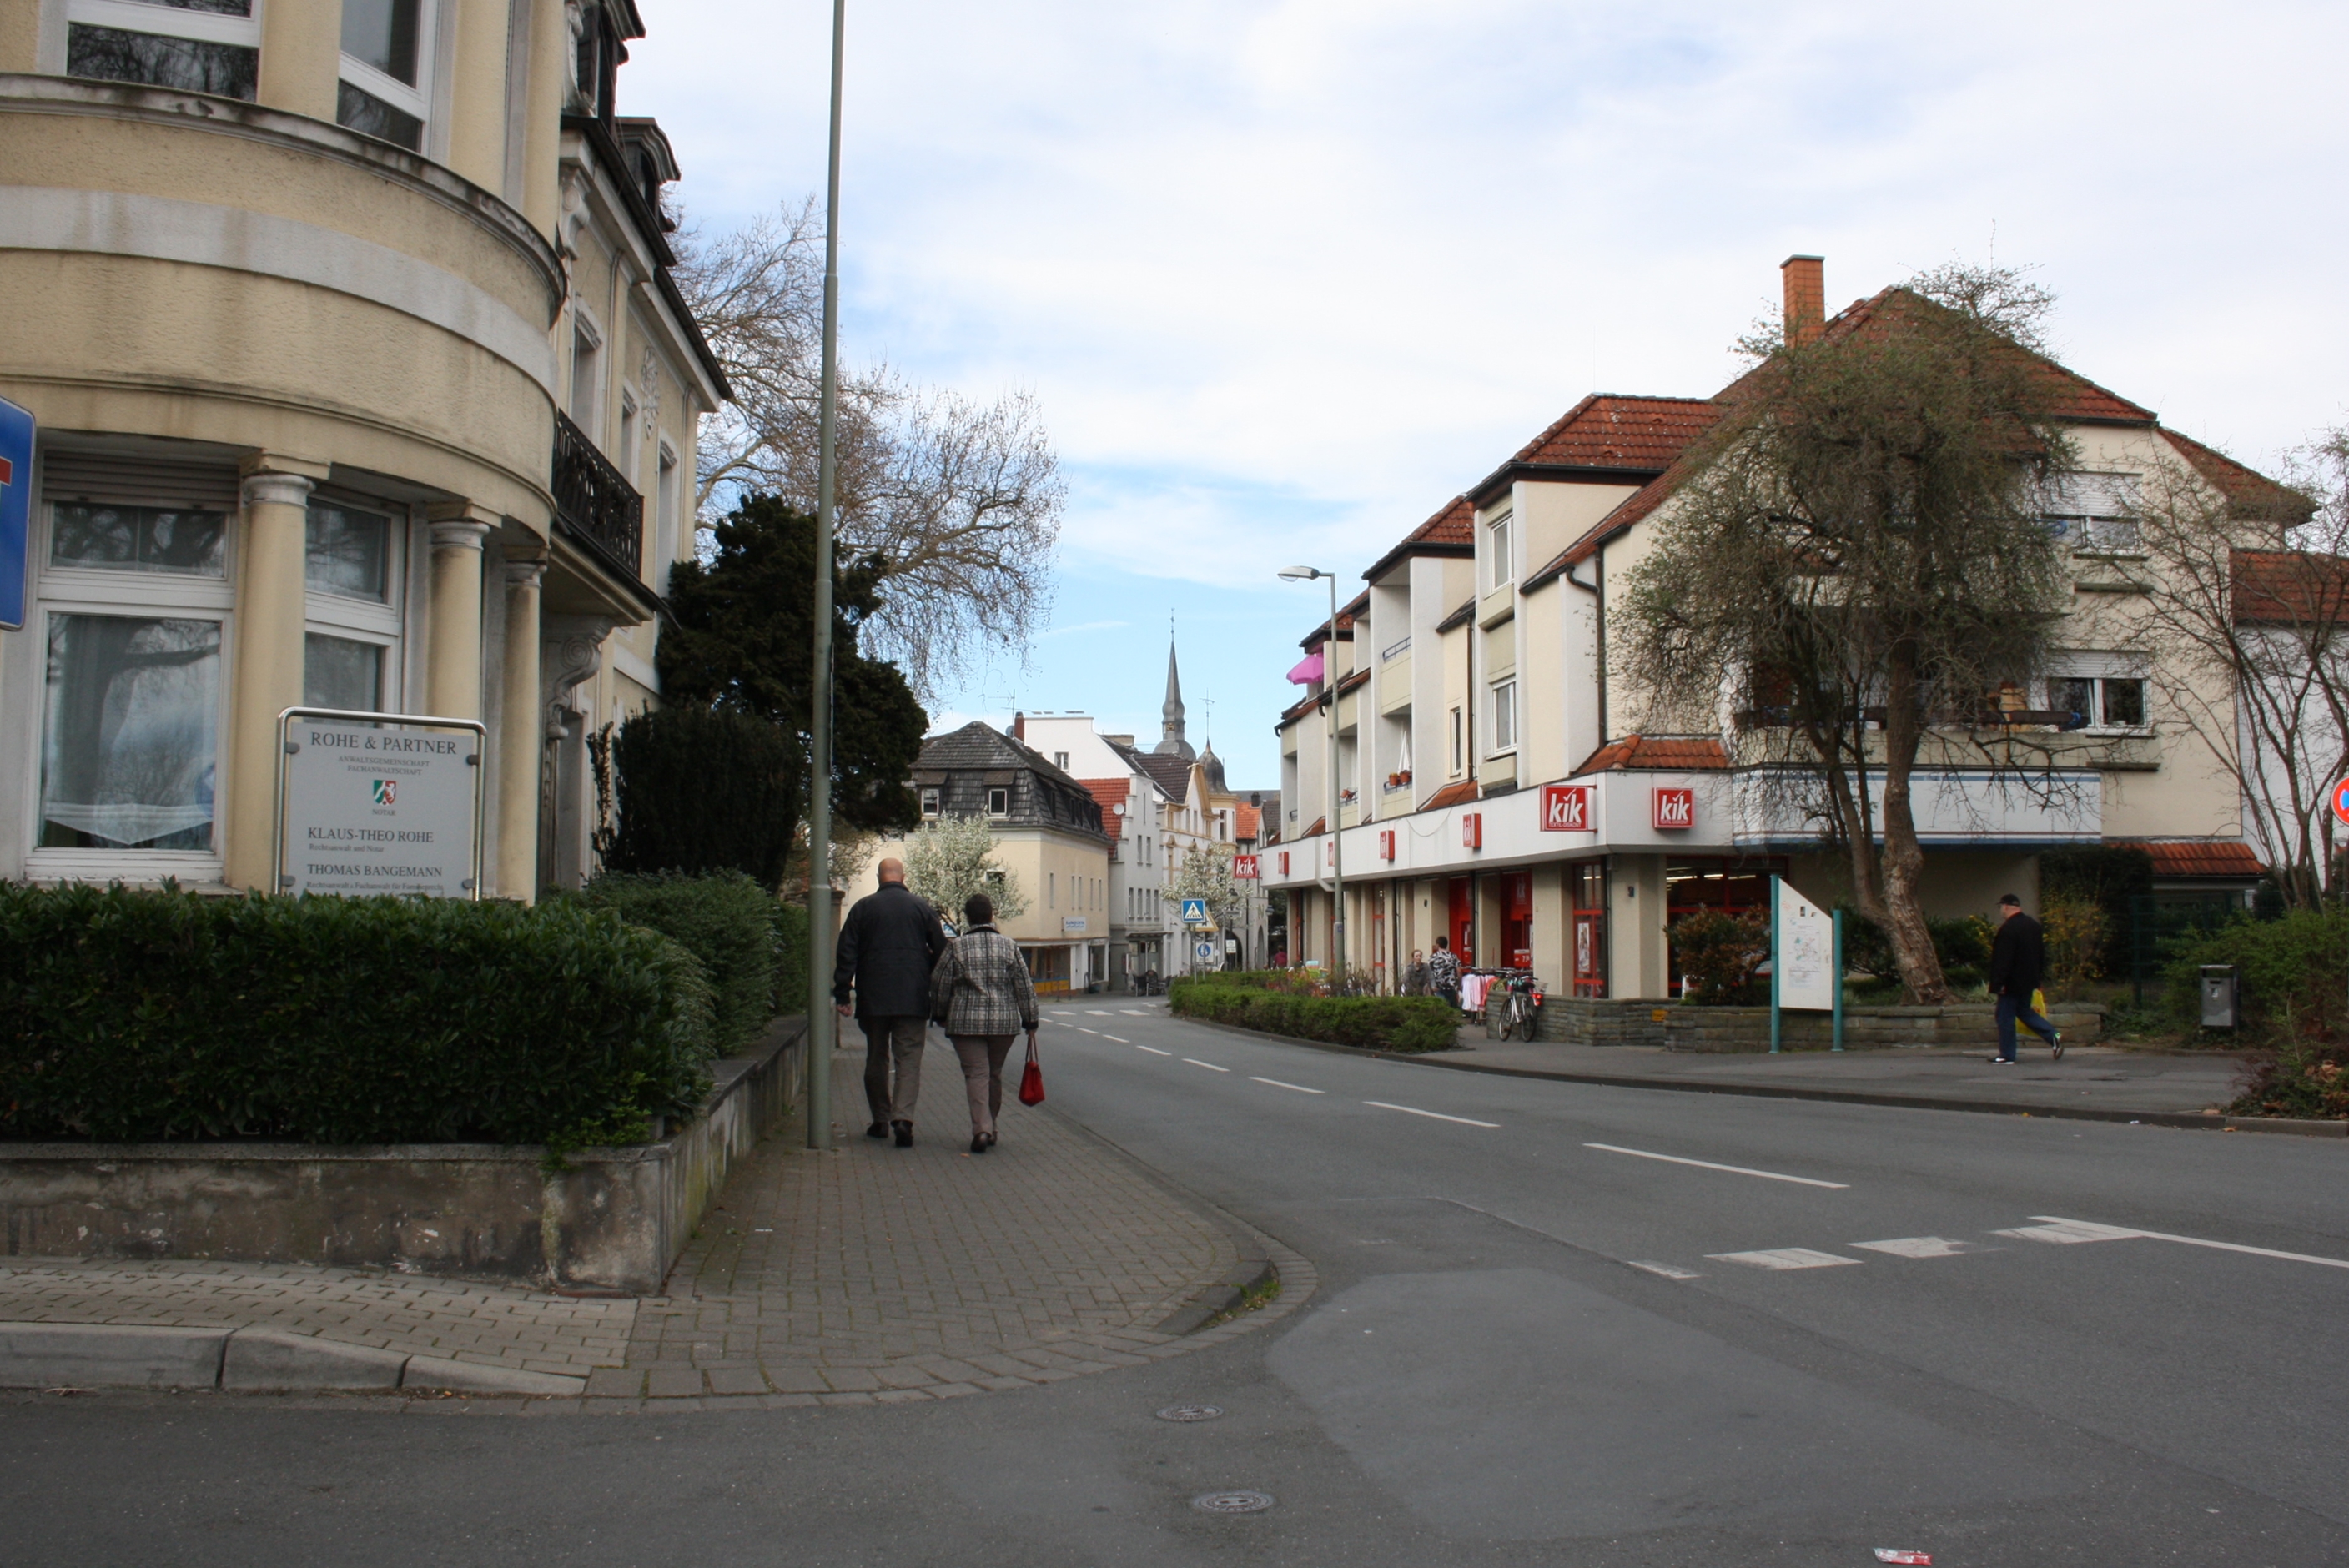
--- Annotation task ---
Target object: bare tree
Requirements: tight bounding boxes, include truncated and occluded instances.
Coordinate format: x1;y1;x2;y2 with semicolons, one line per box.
2122;432;2344;906
672;199;1064;699
1619;266;2078;1003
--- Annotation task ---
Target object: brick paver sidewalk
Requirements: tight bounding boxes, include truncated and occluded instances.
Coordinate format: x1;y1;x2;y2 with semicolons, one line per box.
1;1057;1307;1410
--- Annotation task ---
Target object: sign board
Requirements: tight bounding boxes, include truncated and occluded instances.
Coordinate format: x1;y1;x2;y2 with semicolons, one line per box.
1540;783;1592;832
1377;830;1395;861
1461;812;1482;849
1180;897;1209;926
2334;776;2349;827
1062;917;1087;933
277;710;484;898
1233;853;1259;880
0;394;33;631
1773;879;1835;1011
1652;787;1694;831
1194;939;1217;964
1277;852;1290;877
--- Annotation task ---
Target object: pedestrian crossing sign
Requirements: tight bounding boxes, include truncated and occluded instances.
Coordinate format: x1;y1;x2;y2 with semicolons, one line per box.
1180;897;1209;925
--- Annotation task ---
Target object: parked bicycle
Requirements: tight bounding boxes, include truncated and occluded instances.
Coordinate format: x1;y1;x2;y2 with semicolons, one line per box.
1484;969;1544;1042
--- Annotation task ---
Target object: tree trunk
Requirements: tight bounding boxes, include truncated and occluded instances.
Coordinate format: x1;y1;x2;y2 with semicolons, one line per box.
1877;651;1954;1004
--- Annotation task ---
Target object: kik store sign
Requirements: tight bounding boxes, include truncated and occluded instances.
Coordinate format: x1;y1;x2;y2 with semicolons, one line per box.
278;711;485;897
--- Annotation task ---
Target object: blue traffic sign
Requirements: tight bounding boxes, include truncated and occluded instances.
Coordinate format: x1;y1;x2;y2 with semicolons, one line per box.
1180;897;1209;925
0;395;32;631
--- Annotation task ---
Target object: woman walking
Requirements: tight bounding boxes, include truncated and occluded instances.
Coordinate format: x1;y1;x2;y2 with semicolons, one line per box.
928;892;1039;1153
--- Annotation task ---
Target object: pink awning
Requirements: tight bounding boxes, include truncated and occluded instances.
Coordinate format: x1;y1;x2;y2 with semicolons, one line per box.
1285;651;1324;686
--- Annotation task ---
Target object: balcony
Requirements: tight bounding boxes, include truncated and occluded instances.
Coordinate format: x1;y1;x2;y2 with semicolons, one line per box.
552;409;644;581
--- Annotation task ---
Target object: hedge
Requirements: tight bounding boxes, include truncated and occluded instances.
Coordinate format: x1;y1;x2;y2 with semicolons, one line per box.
1169;979;1459;1053
579;870;777;1054
771;899;811;1018
0;882;714;1148
2165;907;2348;1044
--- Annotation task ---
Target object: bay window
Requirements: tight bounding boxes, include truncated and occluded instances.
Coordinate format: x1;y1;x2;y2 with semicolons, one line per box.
66;1;260;100
303;495;407;714
338;0;434;153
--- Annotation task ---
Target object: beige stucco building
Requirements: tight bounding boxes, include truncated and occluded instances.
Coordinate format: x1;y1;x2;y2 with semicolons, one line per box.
1271;257;2286;998
0;0;723;897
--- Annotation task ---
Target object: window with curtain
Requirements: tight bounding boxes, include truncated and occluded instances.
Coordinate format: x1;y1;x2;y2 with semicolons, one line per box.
41;615;221;851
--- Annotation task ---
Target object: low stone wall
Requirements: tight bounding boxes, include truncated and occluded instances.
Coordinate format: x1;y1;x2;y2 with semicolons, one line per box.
0;1017;806;1295
1662;1003;2105;1053
1532;998;1671;1048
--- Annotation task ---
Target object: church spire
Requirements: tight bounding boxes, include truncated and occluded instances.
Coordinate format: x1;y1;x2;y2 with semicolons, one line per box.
1154;637;1195;761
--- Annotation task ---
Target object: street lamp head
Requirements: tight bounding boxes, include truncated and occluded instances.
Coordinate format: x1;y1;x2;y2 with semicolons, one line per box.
1277;565;1323;582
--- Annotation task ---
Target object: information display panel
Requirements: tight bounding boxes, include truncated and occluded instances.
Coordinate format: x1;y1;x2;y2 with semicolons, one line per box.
276;708;485;898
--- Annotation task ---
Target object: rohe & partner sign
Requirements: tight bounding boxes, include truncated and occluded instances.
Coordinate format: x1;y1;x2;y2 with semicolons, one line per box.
276;708;485;898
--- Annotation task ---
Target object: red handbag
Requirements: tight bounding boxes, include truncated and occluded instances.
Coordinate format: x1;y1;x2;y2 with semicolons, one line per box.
1017;1037;1046;1107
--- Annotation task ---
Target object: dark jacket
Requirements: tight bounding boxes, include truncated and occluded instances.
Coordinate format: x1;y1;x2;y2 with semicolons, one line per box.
832;881;948;1018
1988;911;2045;997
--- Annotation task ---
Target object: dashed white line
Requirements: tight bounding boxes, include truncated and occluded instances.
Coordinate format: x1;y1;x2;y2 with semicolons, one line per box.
1364;1100;1499;1128
1708;1248;1860;1271
1249;1077;1325;1095
1074;1027;1099;1035
1119;1009;1150;1016
1103;1034;1129;1043
1583;1143;1850;1189
1135;1045;1172;1056
1085;1009;1113;1016
2024;1215;2349;1271
1183;1058;1231;1073
1851;1236;1980;1259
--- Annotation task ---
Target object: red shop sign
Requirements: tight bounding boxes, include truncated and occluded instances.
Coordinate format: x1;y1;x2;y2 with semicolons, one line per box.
1461;812;1483;849
1652;787;1694;830
1233;854;1260;880
1378;830;1395;862
1541;783;1593;832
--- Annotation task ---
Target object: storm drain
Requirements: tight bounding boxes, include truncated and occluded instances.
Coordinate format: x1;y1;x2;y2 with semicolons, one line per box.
1155;1404;1223;1423
1191;1490;1275;1515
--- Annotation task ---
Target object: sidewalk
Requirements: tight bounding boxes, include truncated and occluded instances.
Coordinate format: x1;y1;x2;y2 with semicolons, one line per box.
0;1047;1310;1406
1422;1033;2272;1125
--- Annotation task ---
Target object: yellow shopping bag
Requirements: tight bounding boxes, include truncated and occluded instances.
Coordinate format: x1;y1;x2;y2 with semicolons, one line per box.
2030;988;2047;1018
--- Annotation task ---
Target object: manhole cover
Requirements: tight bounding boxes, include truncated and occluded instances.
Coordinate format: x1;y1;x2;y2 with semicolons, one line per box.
1156;1404;1223;1423
1192;1490;1275;1515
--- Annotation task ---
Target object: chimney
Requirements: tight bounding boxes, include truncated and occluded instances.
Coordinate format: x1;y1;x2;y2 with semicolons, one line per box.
1781;254;1824;346
1010;711;1024;740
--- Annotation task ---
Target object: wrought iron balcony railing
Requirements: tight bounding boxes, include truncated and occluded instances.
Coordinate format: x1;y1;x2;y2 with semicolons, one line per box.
552;409;643;580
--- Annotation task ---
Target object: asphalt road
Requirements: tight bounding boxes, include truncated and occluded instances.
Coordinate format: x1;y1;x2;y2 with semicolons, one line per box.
5;1003;2344;1566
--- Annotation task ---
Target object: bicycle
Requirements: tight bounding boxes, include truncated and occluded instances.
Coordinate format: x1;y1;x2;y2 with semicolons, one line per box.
1486;970;1544;1042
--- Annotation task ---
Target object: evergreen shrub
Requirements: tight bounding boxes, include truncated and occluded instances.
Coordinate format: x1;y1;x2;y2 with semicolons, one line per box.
579;871;777;1054
0;882;714;1147
594;706;799;888
1169;978;1458;1053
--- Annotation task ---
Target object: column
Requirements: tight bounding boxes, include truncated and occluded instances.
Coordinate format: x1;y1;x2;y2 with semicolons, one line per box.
424;505;495;722
224;457;327;892
255;2;339;122
497;550;546;901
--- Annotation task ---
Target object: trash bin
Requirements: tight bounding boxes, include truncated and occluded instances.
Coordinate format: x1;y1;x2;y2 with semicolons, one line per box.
2199;965;2238;1029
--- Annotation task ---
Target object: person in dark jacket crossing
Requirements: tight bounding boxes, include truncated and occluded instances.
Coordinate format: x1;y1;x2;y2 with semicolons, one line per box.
1987;892;2062;1064
832;858;949;1145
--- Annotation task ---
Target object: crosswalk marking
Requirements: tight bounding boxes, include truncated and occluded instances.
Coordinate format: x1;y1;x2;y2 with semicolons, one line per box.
1995;1219;2137;1245
1119;1009;1150;1016
1851;1236;1979;1259
1708;1248;1860;1271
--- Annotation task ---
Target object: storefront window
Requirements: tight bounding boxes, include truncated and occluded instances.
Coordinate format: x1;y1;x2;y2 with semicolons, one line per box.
40;615;220;851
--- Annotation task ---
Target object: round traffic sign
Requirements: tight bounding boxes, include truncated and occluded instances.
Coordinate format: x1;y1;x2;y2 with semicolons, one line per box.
2334;776;2349;827
1195;940;1217;963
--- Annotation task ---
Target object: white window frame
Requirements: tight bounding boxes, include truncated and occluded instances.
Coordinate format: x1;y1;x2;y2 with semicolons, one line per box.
919;787;940;817
64;0;263;67
569;306;604;432
1488;678;1517;754
2044;653;2153;736
1449;706;1464;774
336;0;437;149
1487;511;1514;591
303;490;413;715
986;786;1009;817
24;480;236;886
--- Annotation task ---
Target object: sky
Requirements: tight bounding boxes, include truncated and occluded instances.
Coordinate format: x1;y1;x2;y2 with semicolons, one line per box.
621;0;2349;789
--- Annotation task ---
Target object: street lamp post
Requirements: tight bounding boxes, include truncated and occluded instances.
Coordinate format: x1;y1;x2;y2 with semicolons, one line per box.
806;0;847;1150
1279;566;1344;984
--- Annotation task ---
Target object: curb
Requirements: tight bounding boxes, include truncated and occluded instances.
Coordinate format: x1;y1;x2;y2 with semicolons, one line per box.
0;1322;587;1396
1170;1013;2336;1137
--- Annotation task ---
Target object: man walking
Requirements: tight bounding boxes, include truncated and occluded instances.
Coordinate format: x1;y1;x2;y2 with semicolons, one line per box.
833;857;948;1145
1988;892;2062;1064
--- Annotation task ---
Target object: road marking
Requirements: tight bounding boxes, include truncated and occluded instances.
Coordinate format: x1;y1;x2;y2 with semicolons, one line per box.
1074;1027;1099;1035
1249;1077;1325;1094
1365;1100;1500;1128
2024;1215;2349;1271
1086;1009;1113;1015
1049;1009;1075;1016
1851;1236;1980;1259
1627;1260;1699;1280
1119;1009;1150;1016
1103;1034;1129;1043
1183;1058;1231;1073
1583;1143;1850;1189
1995;1219;2135;1245
1136;1045;1172;1056
1708;1248;1860;1271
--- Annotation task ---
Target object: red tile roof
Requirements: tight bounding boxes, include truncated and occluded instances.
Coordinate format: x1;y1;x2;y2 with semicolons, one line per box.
1434;596;1476;632
1234;803;1261;841
1571;736;1731;775
2119;839;2266;879
1337;668;1369;696
2165;431;2311;524
1362;495;1476;583
1302;815;1327;837
2231;549;2349;627
1509;395;1721;470
1421;780;1481;809
1078;778;1129;842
